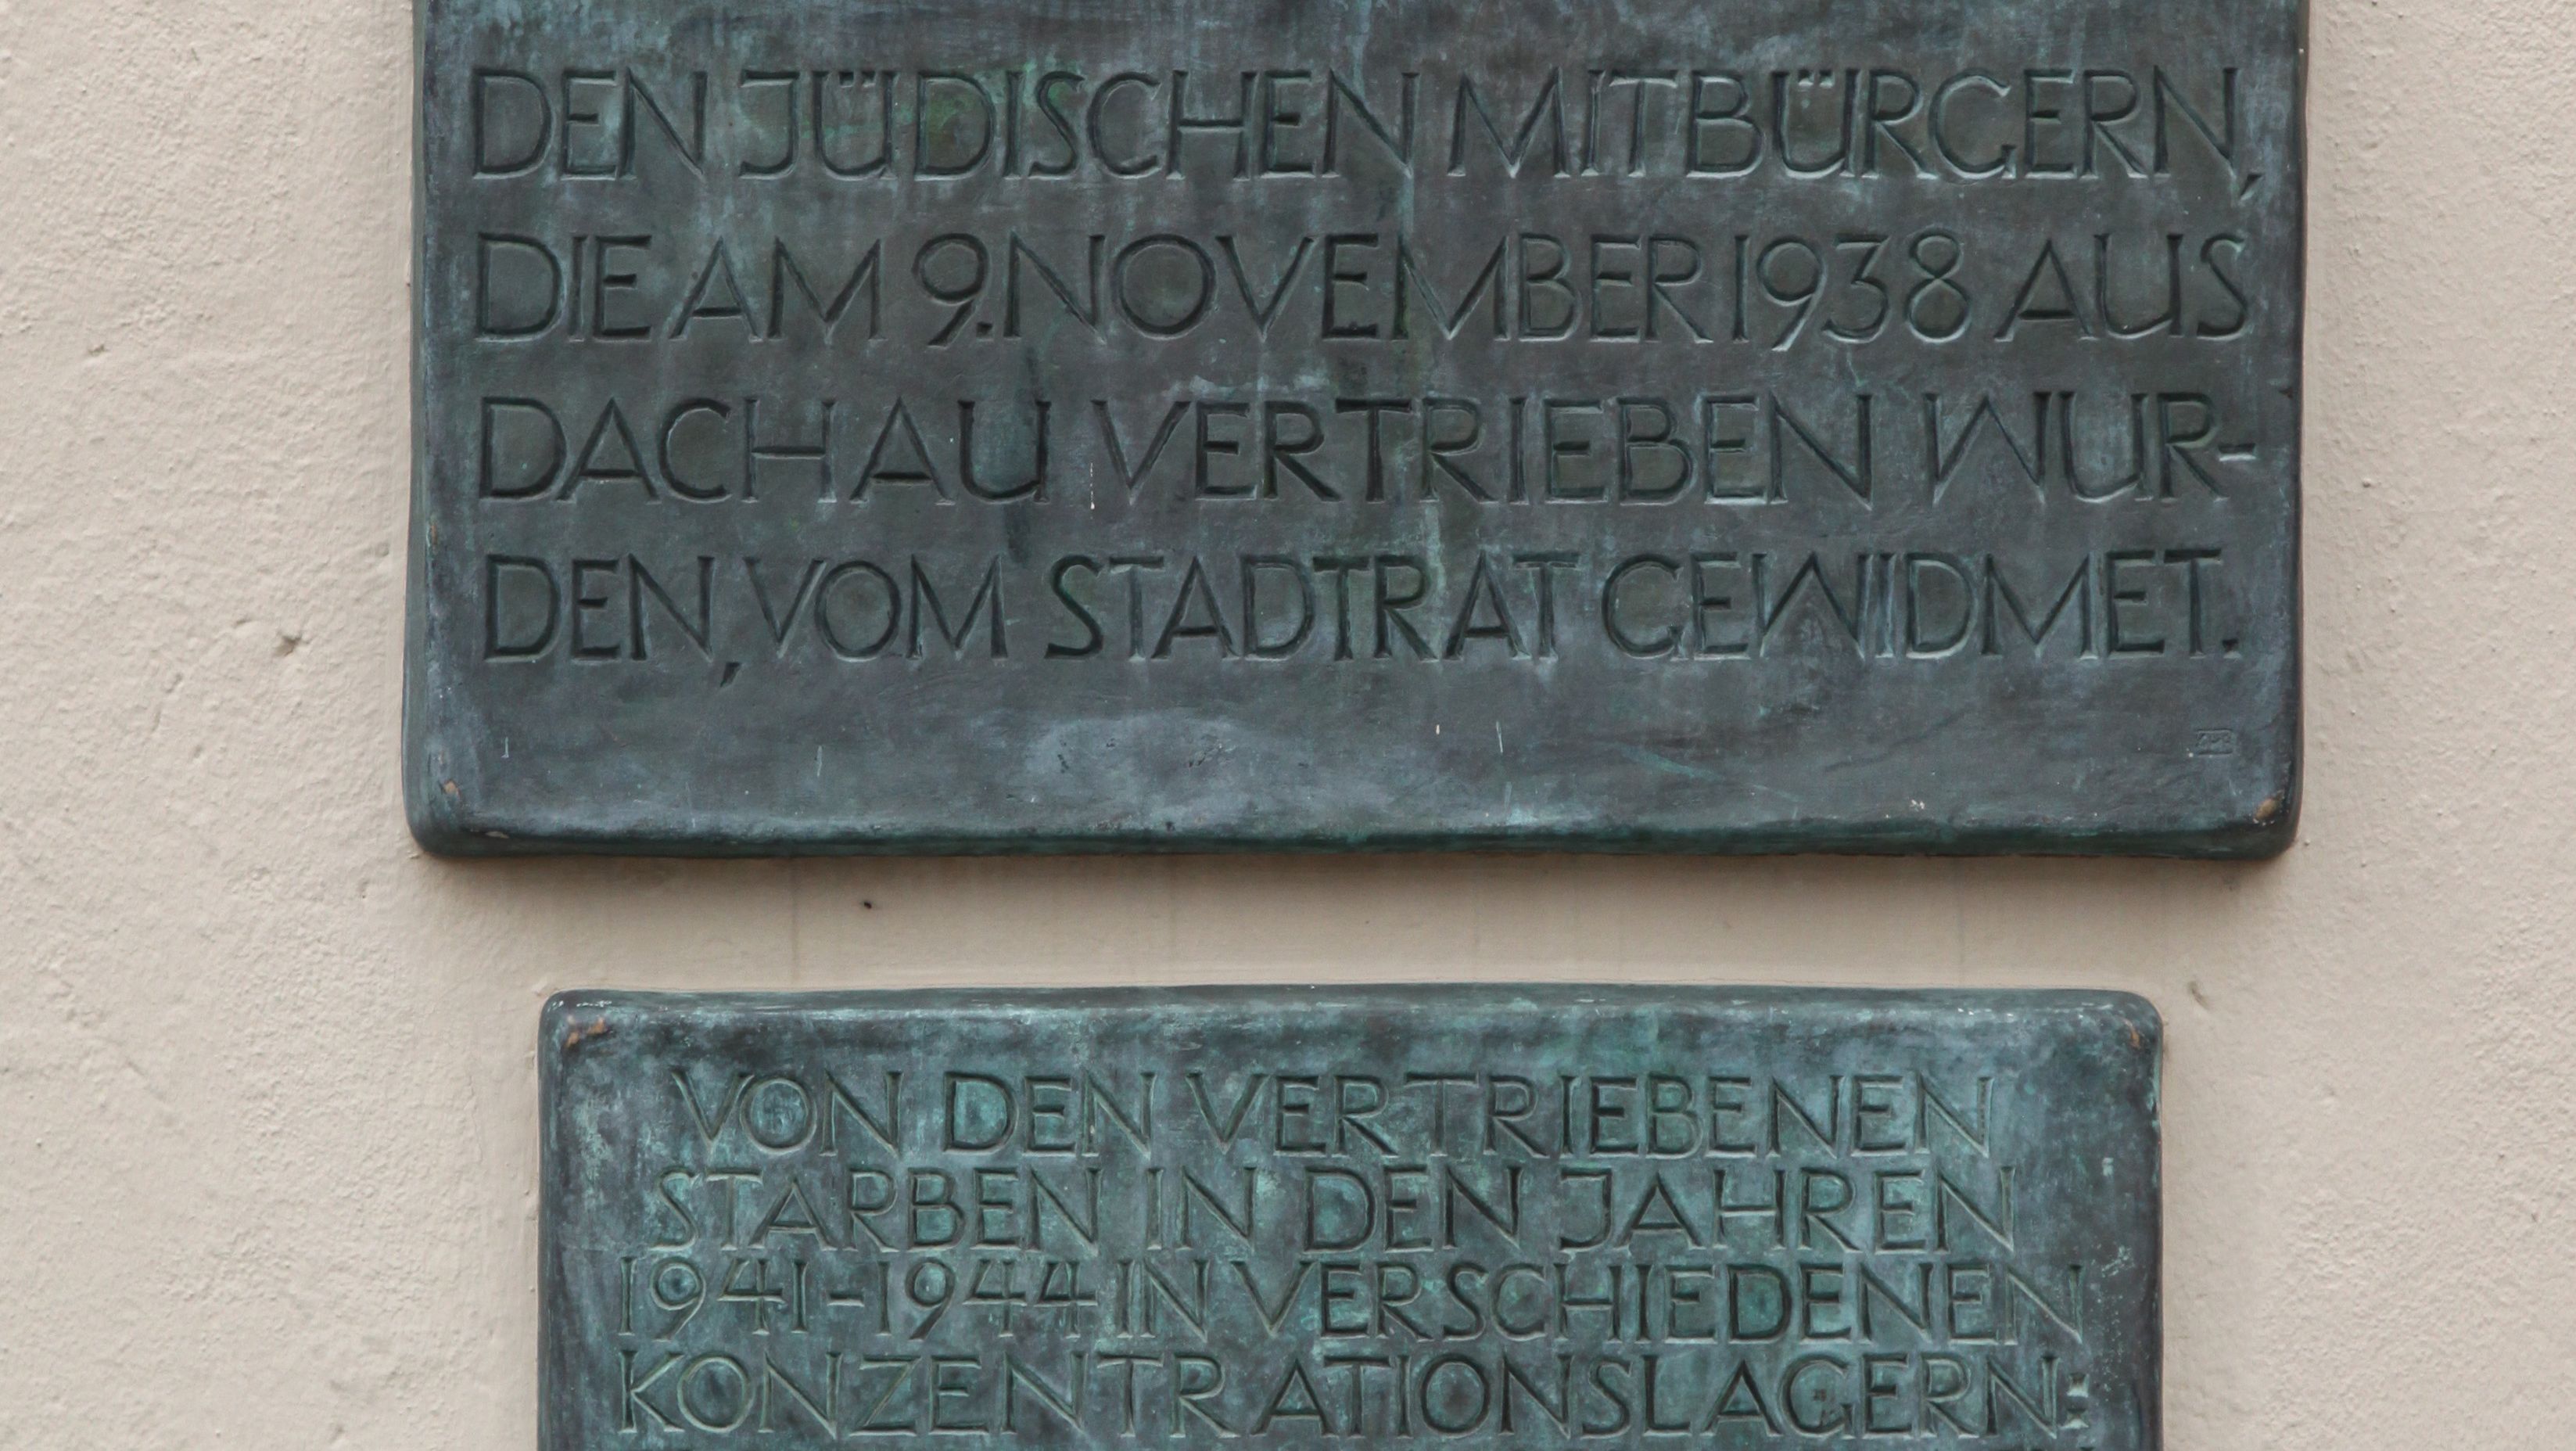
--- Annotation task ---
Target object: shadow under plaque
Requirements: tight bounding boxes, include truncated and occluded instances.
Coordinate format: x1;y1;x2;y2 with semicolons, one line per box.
540;987;2162;1449
411;0;2305;857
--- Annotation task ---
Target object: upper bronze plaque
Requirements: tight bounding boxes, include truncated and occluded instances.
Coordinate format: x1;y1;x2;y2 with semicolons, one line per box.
408;0;2304;856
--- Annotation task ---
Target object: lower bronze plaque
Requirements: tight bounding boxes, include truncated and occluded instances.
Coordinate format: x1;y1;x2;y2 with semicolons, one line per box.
542;988;2162;1448
410;0;2304;857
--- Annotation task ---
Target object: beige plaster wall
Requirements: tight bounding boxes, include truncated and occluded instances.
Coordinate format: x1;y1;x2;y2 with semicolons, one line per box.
2;1;2571;1445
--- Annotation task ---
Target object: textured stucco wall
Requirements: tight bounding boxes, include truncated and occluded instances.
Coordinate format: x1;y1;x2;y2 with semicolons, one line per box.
2;2;2571;1446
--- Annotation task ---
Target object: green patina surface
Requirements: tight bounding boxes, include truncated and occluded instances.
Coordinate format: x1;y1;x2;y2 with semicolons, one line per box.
540;987;2162;1448
410;0;2305;858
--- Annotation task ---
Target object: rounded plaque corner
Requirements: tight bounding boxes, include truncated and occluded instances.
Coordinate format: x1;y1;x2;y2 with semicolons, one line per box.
536;989;578;1044
2097;991;2166;1054
2226;758;2303;860
404;798;475;858
404;757;519;858
540;990;625;1061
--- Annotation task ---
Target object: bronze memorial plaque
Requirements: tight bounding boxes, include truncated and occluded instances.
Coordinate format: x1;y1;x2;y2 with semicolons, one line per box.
410;0;2304;855
540;988;2163;1449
